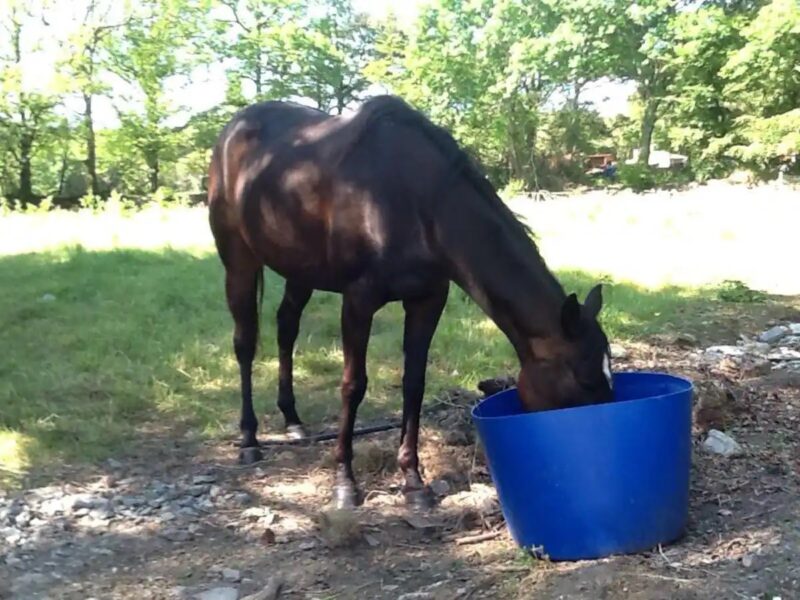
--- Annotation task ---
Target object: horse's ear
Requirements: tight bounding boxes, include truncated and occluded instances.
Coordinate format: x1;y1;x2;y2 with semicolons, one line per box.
561;293;582;339
584;284;603;319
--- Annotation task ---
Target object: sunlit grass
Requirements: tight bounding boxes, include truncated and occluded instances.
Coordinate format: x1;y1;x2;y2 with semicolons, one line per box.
0;200;794;487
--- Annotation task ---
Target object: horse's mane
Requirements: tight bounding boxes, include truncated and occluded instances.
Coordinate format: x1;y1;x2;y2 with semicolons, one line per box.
346;95;535;241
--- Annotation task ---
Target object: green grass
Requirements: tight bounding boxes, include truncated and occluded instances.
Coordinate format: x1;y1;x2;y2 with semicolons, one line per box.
0;244;748;487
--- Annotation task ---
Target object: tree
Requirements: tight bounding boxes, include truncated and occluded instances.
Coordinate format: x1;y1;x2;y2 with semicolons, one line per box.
720;0;800;169
58;0;129;197
0;1;60;203
106;0;207;193
214;0;303;101
292;0;377;114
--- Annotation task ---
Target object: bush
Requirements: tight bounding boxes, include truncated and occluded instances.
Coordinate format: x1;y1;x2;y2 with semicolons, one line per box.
617;164;656;192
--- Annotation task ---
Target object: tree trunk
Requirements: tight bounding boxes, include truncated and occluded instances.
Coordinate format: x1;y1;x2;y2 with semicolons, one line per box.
84;93;99;196
149;157;159;193
638;99;659;167
57;149;69;197
19;133;34;204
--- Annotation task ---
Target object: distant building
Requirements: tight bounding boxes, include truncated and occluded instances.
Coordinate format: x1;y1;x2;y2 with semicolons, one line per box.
627;149;688;169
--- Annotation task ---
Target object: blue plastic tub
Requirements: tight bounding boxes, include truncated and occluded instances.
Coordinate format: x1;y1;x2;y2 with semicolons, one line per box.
471;372;693;561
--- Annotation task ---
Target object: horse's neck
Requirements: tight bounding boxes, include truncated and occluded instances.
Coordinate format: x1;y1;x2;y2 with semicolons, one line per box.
436;186;565;356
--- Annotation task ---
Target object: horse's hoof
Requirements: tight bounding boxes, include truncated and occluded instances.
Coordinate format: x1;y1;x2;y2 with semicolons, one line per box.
285;424;308;440
333;484;362;510
238;446;263;465
404;486;436;511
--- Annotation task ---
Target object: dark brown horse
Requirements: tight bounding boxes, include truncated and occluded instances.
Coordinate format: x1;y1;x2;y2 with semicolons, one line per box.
208;95;613;510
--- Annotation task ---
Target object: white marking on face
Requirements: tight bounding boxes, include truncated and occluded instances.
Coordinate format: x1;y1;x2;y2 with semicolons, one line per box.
602;352;613;389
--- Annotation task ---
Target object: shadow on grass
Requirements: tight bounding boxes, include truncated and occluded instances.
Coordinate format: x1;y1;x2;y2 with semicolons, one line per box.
0;246;793;485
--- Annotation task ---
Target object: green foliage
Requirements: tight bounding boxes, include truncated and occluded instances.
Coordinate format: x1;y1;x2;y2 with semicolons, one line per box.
617;164;656;192
0;0;798;201
715;280;767;304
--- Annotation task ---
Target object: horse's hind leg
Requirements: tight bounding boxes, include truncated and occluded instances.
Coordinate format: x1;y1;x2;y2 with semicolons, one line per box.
276;280;312;439
223;247;263;464
398;283;449;510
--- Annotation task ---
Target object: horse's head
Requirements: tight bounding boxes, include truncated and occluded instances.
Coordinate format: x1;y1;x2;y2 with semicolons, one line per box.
517;284;614;412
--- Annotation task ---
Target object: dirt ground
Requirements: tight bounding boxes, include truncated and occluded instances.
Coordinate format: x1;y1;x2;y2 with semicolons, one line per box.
2;331;800;600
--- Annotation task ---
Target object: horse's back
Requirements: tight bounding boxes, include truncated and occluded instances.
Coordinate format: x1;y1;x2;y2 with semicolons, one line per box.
208;97;451;294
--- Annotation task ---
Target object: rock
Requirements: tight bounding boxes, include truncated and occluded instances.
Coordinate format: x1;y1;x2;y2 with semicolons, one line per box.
195;587;238;600
397;593;432;600
702;429;743;457
188;485;209;497
89;507;114;520
781;335;800;347
161;528;193;542
11;572;49;592
741;341;771;355
222;568;241;583
232;492;251;506
106;457;124;469
742;554;753;568
239;576;283;600
5;554;22;567
14;511;31;528
767;348;800;361
789;323;800;335
120;496;145;508
39;497;65;517
758;325;789;344
192;474;217;485
241;507;273;522
429;479;451;497
72;494;111;511
170;586;189;599
40;293;56;302
609;343;628;359
705;345;745;357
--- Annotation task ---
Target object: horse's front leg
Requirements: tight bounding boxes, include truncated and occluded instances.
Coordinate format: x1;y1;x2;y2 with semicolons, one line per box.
332;291;378;509
398;283;449;510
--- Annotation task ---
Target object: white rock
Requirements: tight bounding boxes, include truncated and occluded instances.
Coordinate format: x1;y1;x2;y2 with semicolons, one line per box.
195;588;238;600
702;429;743;457
40;293;56;302
767;348;800;361
241;507;272;521
705;345;745;357
609;343;628;359
740;342;771;355
788;323;800;335
222;568;241;582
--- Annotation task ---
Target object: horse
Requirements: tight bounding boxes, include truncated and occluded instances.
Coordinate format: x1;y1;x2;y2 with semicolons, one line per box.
207;95;614;510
